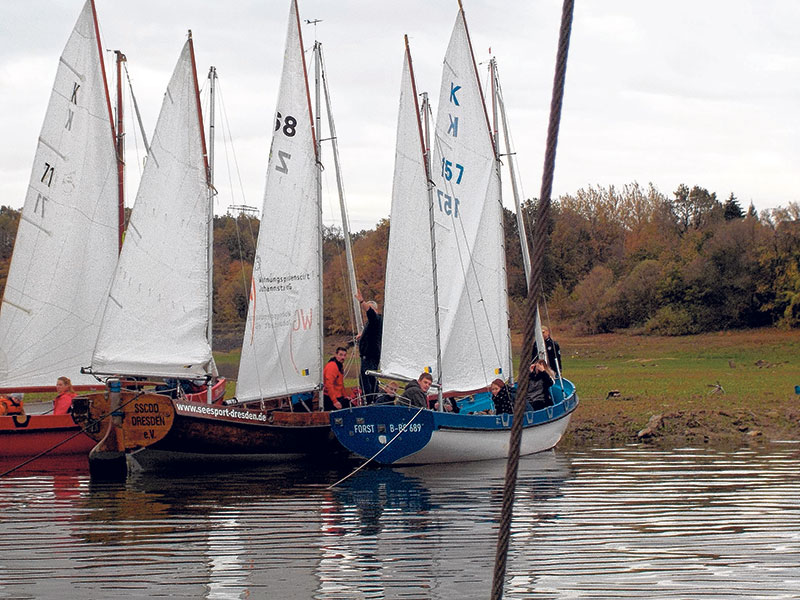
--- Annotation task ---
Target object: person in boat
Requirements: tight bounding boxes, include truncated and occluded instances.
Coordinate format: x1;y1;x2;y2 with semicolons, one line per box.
532;325;562;376
0;393;24;416
400;372;432;408
490;378;514;415
323;347;350;411
526;359;555;411
377;380;400;404
53;376;77;415
355;291;382;404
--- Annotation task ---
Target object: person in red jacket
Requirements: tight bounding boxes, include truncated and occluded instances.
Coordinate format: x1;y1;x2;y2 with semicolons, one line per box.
323;347;350;411
53;376;77;415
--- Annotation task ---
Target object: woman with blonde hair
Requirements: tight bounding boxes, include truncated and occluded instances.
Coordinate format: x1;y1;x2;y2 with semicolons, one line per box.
53;376;76;415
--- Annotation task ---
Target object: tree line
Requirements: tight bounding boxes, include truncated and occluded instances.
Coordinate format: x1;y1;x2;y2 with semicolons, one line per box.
0;182;797;349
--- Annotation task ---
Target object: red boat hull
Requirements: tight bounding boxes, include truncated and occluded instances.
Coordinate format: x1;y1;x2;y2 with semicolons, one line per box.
0;414;96;458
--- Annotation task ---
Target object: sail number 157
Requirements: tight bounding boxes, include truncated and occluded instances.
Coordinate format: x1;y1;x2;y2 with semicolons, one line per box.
441;158;464;184
437;190;460;218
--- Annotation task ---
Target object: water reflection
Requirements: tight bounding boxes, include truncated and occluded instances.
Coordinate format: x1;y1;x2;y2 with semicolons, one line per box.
1;447;799;598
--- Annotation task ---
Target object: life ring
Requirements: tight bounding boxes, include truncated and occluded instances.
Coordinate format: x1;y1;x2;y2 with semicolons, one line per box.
12;414;31;428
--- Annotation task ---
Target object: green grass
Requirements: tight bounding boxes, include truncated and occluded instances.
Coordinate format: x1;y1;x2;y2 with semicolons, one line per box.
559;329;799;405
213;329;800;405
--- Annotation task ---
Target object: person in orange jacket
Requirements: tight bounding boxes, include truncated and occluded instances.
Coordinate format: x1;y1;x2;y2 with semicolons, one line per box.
323;347;350;411
0;394;24;416
53;376;77;415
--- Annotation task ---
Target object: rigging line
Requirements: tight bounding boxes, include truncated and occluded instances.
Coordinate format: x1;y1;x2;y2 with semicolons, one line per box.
321;172;358;344
120;63;143;192
216;81;259;322
216;78;251;208
541;287;564;386
326;406;425;489
502;118;527;207
495;72;529;209
123;62;151;162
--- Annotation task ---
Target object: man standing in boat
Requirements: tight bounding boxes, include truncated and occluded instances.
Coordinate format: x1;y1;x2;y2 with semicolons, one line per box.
533;326;562;376
323;347;350;411
355;291;382;404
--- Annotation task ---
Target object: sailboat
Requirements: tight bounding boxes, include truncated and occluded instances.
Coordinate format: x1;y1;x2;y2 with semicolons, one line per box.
0;0;119;458
329;5;578;465
82;0;354;469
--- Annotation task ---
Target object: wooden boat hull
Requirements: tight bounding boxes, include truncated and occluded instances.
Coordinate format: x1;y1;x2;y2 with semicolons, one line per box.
330;379;578;465
130;395;341;469
0;414;97;458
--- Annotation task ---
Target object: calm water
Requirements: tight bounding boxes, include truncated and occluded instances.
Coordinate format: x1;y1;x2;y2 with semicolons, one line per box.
1;445;799;599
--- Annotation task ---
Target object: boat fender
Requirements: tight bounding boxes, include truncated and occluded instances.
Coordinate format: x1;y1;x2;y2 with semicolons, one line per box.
12;414;31;428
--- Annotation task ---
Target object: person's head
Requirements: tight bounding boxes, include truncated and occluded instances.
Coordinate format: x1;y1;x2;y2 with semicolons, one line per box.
490;378;505;396
56;376;74;394
418;372;433;393
334;347;348;362
384;381;399;395
366;300;379;313
542;326;551;340
532;359;554;377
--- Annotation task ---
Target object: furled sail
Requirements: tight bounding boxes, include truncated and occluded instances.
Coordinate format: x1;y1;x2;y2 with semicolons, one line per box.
235;0;320;401
379;43;438;383
431;10;511;392
0;0;118;388
91;38;214;379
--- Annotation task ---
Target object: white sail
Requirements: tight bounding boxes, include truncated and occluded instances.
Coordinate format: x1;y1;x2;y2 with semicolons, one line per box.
0;0;118;389
379;47;438;382
91;39;214;379
431;10;511;392
235;0;320;402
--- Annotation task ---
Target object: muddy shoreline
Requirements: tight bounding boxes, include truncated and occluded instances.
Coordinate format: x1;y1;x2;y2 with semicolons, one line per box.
561;397;800;450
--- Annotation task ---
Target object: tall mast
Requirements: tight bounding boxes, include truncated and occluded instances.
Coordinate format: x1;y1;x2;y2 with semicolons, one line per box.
89;0;120;252
206;65;217;402
313;40;324;410
114;50;126;252
406;35;443;410
493;60;531;287
317;43;363;334
492;58;518;385
186;31;216;386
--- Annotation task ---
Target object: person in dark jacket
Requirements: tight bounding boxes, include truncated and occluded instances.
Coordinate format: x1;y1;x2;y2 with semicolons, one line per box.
490;378;514;414
377;380;400;404
526;359;555;411
532;325;562;375
355;291;383;404
401;372;432;408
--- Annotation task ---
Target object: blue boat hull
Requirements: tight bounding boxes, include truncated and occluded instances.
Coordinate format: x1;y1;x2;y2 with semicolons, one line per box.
330;379;578;464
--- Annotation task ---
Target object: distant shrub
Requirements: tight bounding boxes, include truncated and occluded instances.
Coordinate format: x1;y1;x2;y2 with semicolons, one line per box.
643;306;697;336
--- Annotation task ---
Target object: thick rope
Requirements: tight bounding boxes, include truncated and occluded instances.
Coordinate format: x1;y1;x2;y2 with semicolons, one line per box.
491;0;574;597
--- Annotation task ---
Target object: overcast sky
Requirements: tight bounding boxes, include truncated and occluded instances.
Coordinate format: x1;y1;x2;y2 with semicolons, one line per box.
1;0;798;231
